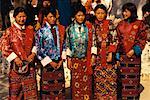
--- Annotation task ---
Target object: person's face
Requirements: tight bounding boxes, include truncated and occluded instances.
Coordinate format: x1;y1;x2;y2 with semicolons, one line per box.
95;8;106;21
75;11;85;24
31;0;38;5
122;9;131;19
15;12;27;26
46;12;56;25
43;1;50;8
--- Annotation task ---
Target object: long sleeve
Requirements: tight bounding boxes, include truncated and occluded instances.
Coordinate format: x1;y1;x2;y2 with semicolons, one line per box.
116;23;124;54
35;29;52;67
134;21;147;50
1;30;17;63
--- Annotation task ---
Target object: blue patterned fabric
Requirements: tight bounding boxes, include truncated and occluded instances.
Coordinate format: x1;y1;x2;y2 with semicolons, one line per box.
66;22;88;58
35;22;61;60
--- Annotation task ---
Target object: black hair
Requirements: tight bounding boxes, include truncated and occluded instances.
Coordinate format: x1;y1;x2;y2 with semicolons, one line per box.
142;3;150;15
122;3;138;22
94;4;107;14
44;6;56;17
142;3;150;26
13;7;27;18
72;3;86;18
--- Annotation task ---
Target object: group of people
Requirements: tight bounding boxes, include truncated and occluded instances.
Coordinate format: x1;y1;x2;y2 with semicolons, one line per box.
0;0;150;100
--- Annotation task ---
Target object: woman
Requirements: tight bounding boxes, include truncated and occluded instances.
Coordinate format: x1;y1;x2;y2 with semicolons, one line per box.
0;7;38;99
92;4;118;99
116;3;147;99
35;7;66;99
66;4;93;99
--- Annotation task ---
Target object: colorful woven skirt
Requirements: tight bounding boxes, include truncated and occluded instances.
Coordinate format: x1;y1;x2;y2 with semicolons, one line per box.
9;67;38;100
118;55;143;99
93;64;117;100
41;63;65;100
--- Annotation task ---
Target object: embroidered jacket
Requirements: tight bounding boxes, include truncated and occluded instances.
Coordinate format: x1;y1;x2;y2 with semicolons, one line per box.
35;22;65;67
116;20;147;56
0;22;36;63
66;21;89;58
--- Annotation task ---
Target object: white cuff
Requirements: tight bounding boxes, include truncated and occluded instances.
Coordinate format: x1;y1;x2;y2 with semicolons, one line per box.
41;56;52;67
61;51;66;60
6;52;18;63
32;46;37;54
91;46;97;55
66;48;71;56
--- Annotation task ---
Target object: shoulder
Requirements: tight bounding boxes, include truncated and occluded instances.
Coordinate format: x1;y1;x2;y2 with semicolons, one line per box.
85;21;92;26
57;24;65;30
26;25;34;30
4;27;13;35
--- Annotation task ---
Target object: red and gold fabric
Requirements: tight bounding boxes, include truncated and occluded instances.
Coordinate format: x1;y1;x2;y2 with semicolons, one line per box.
71;58;92;100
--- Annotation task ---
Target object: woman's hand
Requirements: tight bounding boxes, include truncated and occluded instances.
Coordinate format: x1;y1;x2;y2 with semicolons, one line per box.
56;60;63;69
127;49;134;58
50;61;58;69
107;52;112;62
67;57;72;70
27;53;36;63
14;57;23;66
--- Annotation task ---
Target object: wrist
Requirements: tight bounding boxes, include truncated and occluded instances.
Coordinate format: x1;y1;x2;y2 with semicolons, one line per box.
14;57;20;62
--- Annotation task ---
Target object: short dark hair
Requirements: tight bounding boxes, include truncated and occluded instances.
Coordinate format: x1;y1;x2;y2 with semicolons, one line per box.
142;3;150;15
72;3;86;18
122;3;138;22
94;4;107;14
13;7;27;18
44;6;56;17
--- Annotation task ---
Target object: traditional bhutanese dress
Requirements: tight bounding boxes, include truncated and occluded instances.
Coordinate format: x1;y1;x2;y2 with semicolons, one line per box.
35;22;66;100
66;21;93;100
116;20;147;99
92;20;118;100
0;22;38;100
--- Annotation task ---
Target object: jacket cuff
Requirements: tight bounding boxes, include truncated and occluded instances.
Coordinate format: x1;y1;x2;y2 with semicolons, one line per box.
6;52;18;63
41;56;52;67
66;48;72;57
31;46;37;54
91;46;97;55
116;53;120;61
133;45;142;56
61;51;66;60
